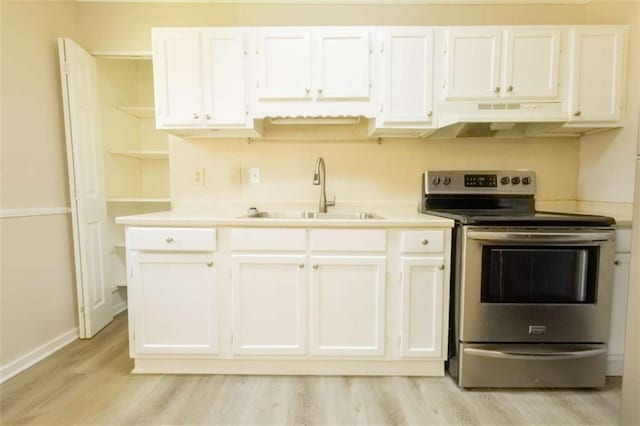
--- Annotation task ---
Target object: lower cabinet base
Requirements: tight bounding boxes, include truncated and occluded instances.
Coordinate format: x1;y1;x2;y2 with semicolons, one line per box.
132;358;445;376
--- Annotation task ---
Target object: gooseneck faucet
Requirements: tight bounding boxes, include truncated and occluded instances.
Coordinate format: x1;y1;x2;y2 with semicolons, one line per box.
313;157;335;213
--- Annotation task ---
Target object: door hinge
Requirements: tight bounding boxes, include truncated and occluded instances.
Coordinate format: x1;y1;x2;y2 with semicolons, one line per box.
130;268;133;278
63;62;71;74
80;305;85;315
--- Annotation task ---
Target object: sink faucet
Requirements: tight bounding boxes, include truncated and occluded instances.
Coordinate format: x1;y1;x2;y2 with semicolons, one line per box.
313;157;335;213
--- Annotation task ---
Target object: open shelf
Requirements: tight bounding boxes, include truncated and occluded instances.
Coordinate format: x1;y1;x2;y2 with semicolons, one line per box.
107;197;171;203
107;150;169;160
117;106;155;118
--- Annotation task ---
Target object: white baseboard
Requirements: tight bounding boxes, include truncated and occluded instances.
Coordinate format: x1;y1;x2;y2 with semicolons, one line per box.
0;328;79;384
113;303;128;316
607;355;624;376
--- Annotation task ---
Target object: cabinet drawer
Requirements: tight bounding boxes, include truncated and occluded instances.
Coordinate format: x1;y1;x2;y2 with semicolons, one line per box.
615;228;632;253
401;230;445;253
127;227;216;252
310;229;386;252
230;228;307;251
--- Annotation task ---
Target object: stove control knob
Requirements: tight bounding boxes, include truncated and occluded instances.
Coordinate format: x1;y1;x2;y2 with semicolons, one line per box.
522;176;531;185
443;177;451;185
500;176;510;185
511;176;521;185
432;176;442;185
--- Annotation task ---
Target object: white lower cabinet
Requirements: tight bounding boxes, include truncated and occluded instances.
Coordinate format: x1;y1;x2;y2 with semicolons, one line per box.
310;255;386;356
231;254;306;355
130;252;218;355
400;257;446;359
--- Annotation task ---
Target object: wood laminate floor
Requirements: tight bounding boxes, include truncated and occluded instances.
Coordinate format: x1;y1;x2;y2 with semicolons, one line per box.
0;313;621;425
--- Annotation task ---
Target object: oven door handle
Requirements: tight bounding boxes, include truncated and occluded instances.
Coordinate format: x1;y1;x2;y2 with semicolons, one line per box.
464;347;607;361
466;231;613;243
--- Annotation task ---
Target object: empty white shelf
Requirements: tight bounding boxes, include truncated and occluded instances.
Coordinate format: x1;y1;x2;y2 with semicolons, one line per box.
107;150;169;160
107;197;171;203
117;106;155;118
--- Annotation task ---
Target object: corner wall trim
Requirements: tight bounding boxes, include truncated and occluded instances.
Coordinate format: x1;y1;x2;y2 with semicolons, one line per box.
0;207;71;219
0;327;79;384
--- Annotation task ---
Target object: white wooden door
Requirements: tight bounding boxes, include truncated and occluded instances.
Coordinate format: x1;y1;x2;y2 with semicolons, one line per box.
503;28;560;99
310;256;386;356
152;29;203;127
444;29;502;100
231;255;306;355
381;28;434;124
256;30;313;101
400;257;445;359
315;29;371;100
202;30;248;127
570;27;625;122
130;252;218;354
609;254;631;362
58;38;113;338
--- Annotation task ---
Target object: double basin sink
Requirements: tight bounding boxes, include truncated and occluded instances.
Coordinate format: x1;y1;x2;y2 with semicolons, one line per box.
240;211;386;220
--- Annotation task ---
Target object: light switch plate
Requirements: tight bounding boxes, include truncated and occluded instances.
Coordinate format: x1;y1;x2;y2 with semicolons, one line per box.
250;167;261;184
192;167;205;186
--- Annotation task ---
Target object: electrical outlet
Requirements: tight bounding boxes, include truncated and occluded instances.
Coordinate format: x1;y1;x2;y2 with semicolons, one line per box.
250;167;261;184
192;167;205;186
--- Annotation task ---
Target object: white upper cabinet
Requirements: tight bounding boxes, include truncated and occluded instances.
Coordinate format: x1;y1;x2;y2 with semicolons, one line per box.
444;27;560;101
202;30;248;126
152;29;202;127
256;29;313;101
315;29;370;100
153;28;255;131
569;27;625;123
444;28;502;101
379;28;434;125
503;28;560;100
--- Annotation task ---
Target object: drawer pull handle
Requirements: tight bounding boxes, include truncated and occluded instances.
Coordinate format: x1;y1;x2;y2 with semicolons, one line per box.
438;264;445;270
166;237;174;243
614;260;621;266
206;262;214;267
312;264;319;269
422;239;429;245
298;263;304;269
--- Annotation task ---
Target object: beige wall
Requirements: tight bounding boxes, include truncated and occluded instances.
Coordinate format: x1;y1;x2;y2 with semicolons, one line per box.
75;0;638;208
0;1;78;369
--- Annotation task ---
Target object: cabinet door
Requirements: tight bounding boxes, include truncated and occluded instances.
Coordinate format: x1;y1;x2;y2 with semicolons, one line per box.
400;257;445;359
310;256;386;356
202;30;248;127
381;28;434;125
256;30;313;101
130;252;217;355
571;28;625;122
444;28;502;100
231;255;306;355
609;254;631;358
152;29;203;127
315;29;371;100
503;28;560;100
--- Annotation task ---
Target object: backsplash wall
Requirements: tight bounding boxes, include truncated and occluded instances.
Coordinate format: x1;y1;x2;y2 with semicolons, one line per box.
170;134;580;209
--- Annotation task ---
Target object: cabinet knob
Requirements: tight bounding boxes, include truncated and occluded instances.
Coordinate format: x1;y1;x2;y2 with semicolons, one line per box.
427;111;433;118
192;113;200;119
305;87;311;94
317;88;323;94
494;86;501;93
166;237;174;243
298;263;304;269
614;260;621;266
438;264;445;270
574;110;582;117
507;85;514;92
205;114;212;120
206;262;214;267
312;264;319;269
422;239;429;246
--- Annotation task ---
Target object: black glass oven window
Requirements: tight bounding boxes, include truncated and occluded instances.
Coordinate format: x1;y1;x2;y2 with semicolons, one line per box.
481;246;599;303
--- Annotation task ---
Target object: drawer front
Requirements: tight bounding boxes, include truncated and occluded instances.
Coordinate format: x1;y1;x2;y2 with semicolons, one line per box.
230;228;307;251
127;227;216;252
401;230;445;253
310;229;386;252
615;228;632;253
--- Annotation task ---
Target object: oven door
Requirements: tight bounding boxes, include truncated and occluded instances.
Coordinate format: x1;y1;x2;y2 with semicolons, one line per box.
460;227;615;343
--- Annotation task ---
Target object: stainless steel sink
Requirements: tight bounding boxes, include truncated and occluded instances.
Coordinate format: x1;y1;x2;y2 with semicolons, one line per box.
240;211;385;220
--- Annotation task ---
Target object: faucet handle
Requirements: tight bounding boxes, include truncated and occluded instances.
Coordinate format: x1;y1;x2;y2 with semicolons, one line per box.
327;196;336;207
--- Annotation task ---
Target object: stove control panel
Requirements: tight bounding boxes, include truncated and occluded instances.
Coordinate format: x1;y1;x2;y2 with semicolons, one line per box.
425;170;536;195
